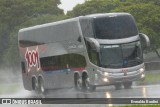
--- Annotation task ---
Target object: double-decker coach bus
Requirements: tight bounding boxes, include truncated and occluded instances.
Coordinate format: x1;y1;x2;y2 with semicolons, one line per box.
18;13;150;93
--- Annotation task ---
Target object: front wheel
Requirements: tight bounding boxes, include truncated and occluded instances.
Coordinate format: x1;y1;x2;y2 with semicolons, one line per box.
123;81;132;89
82;75;96;92
114;83;122;90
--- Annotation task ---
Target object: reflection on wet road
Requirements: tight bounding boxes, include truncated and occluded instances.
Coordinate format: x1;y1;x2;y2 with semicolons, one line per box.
1;85;160;98
41;85;160;98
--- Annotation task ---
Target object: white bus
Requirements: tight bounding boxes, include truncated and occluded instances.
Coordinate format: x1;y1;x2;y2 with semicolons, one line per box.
18;13;150;94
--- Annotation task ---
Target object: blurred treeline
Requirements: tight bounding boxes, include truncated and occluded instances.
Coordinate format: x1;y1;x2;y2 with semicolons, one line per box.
0;0;160;70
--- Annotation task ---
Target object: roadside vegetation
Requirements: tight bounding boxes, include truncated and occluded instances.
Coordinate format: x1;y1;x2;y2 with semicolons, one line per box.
0;0;160;71
137;72;160;85
0;84;21;94
119;105;160;107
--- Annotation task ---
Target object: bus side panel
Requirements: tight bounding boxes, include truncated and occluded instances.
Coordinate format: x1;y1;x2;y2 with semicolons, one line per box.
19;18;89;90
39;41;85;89
20;59;33;91
42;70;75;89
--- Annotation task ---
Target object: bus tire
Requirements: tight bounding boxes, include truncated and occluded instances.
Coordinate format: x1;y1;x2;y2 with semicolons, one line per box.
123;81;132;89
32;77;40;94
82;73;96;92
74;73;82;91
38;77;46;95
114;83;122;90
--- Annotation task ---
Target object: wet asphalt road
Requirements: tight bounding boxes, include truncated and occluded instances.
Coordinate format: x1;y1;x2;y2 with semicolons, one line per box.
1;69;160;106
0;83;160;107
2;84;160;98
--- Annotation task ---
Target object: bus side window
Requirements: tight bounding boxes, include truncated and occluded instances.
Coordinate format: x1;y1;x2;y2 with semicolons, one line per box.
59;54;68;69
68;54;86;68
40;54;86;71
89;52;98;65
21;62;26;73
86;41;99;66
40;56;58;71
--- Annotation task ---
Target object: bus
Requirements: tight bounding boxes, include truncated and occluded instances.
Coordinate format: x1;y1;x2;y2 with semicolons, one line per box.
18;13;150;93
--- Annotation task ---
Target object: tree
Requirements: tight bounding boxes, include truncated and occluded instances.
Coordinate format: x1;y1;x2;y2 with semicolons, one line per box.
0;0;63;67
112;3;160;51
67;0;160;51
67;0;124;17
3;14;67;69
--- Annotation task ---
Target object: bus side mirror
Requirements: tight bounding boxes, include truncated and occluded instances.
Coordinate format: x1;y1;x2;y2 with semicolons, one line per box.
139;33;150;49
85;37;100;52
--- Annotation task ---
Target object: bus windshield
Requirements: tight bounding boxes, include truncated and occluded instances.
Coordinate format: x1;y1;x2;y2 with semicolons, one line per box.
93;15;138;39
100;41;143;68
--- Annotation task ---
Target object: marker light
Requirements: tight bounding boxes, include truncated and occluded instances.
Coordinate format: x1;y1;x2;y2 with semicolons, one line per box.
140;68;144;72
104;72;109;76
141;74;145;78
103;78;108;82
95;74;98;80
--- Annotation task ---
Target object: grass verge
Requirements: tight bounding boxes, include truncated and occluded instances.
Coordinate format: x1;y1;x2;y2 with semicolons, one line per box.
137;72;160;85
0;84;22;95
119;105;160;107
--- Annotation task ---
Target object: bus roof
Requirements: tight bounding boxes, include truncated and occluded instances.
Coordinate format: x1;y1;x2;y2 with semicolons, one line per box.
84;12;130;18
18;12;131;45
19;17;80;33
19;12;130;33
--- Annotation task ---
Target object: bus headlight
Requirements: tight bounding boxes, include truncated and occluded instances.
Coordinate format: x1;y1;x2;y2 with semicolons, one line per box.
104;72;109;76
139;68;144;72
103;78;108;82
141;73;145;78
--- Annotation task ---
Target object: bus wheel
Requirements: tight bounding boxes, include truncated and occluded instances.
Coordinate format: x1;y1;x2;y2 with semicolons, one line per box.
82;74;96;92
114;83;122;90
74;74;82;91
38;77;46;94
32;77;39;94
123;81;132;89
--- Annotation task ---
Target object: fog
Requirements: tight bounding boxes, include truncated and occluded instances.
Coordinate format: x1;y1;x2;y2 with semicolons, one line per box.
0;67;25;98
0;68;22;85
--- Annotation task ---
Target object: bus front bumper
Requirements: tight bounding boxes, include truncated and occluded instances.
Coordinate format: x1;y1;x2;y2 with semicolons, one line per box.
94;70;145;86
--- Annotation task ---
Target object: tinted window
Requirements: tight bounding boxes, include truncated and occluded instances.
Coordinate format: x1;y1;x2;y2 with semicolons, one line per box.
40;56;59;71
85;41;99;66
19;40;44;48
40;54;86;71
80;19;94;38
100;45;123;68
93;15;138;39
122;41;143;67
100;41;143;68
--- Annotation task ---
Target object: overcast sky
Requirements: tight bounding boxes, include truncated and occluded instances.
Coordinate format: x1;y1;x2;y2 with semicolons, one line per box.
58;0;85;14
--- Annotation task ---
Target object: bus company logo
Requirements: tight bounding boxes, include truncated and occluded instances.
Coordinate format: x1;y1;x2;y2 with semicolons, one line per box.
25;47;40;72
122;68;128;76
